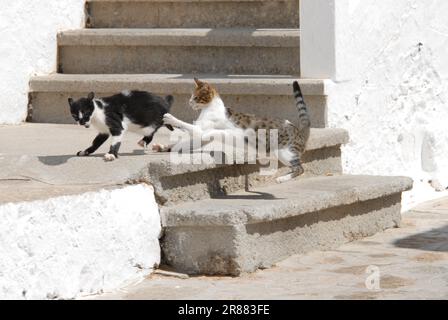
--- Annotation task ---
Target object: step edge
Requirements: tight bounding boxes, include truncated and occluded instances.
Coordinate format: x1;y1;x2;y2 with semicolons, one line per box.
57;28;300;47
88;0;297;2
160;175;414;227
29;75;329;96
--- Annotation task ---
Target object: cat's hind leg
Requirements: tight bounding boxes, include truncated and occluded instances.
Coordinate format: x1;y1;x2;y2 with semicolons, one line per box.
138;134;154;148
138;126;159;149
276;147;305;183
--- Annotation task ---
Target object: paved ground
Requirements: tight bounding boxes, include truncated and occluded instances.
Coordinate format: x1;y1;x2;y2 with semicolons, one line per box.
94;198;448;300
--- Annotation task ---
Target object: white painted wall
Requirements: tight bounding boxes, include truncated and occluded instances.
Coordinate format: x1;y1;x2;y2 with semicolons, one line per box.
0;0;85;124
302;0;448;208
300;0;336;78
0;185;161;300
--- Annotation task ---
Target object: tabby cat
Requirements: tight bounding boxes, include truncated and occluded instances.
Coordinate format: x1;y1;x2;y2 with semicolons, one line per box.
156;78;311;183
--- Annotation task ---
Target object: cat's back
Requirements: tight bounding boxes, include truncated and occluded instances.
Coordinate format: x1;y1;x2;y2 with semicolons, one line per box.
103;90;171;113
226;107;286;130
122;90;168;107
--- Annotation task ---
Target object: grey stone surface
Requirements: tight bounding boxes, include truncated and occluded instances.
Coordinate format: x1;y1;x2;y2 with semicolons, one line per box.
161;175;413;226
58;28;300;47
29;75;329;127
57;29;299;74
0;124;347;204
161;175;413;275
93;197;448;300
87;0;300;29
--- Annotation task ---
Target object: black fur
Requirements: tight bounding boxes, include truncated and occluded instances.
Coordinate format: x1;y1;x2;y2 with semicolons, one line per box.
68;90;174;160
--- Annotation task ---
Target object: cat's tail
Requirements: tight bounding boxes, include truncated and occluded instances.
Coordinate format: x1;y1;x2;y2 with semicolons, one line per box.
165;95;174;110
293;81;311;132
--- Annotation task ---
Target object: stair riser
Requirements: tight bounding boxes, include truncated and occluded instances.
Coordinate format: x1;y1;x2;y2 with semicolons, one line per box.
86;0;300;29
149;146;342;205
29;92;327;128
58;46;300;75
161;193;403;275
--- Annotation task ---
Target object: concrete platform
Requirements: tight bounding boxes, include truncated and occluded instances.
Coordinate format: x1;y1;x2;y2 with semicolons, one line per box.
57;28;300;74
86;0;300;29
0;123;347;205
29;74;329;127
161;175;413;275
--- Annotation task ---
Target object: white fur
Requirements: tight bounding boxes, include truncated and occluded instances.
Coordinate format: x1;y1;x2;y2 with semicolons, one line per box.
123;116;156;137
276;173;294;184
111;134;123;146
164;96;304;182
122;90;132;97
165;96;240;136
104;153;116;162
91;99;109;133
278;147;295;166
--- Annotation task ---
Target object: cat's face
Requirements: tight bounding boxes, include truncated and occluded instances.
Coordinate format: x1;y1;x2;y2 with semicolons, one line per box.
189;78;217;110
68;92;95;128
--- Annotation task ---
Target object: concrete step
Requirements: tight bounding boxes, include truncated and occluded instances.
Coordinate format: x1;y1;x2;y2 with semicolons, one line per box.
57;29;300;75
0;123;348;205
29;74;329;128
85;0;300;29
161;175;413;275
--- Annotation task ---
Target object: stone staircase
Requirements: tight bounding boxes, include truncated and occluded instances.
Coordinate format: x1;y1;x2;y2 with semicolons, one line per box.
18;0;413;279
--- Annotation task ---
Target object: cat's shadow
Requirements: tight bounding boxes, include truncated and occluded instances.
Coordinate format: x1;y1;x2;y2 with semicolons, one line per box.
38;149;146;166
212;191;283;201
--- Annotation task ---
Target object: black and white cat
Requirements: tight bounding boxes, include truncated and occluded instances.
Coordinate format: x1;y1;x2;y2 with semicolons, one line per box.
68;90;174;161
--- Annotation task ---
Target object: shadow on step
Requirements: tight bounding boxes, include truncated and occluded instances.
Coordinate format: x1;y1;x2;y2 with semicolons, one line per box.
38;150;145;166
212;190;282;201
393;225;448;252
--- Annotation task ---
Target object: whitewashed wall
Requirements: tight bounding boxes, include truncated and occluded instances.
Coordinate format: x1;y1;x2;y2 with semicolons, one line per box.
303;0;448;208
0;0;85;124
0;185;161;300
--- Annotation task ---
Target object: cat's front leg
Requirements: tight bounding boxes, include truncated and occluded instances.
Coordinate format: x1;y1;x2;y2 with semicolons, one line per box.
163;113;203;135
104;129;123;162
77;133;109;156
163;113;184;128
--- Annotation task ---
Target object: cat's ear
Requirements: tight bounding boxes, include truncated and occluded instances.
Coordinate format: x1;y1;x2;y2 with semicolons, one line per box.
68;98;74;107
87;92;95;100
194;78;203;87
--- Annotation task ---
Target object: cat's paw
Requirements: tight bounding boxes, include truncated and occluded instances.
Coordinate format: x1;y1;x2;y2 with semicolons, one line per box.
104;153;116;162
163;113;178;127
151;143;167;153
77;151;89;157
276;168;303;184
276;174;293;184
137;139;146;148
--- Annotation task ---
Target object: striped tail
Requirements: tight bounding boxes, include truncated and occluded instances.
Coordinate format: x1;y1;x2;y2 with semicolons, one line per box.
293;81;311;132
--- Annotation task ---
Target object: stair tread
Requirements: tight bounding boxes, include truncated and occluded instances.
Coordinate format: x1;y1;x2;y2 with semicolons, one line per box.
161;175;413;226
30;74;329;96
58;28;300;47
89;0;295;2
0;123;348;202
